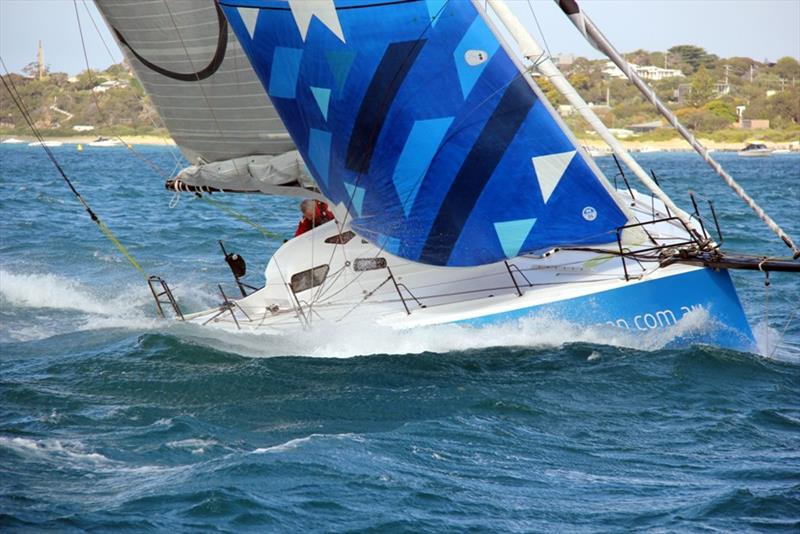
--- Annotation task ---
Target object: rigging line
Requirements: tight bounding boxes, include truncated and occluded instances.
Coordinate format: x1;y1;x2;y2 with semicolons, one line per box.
195;195;284;242
771;297;799;359
0;61;147;278
162;0;240;174
526;0;552;59
73;0;160;166
557;1;799;258
72;0;104;122
80;0;119;64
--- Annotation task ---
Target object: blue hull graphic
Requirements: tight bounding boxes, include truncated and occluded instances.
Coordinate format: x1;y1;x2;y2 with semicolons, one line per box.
465;268;755;352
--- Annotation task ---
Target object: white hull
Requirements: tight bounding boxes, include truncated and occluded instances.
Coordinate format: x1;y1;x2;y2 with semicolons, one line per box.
88;139;122;147
27;140;63;147
184;189;754;351
737;149;771;157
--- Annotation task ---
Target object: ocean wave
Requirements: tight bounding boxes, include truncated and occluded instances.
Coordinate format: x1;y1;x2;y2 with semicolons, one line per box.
252;433;362;454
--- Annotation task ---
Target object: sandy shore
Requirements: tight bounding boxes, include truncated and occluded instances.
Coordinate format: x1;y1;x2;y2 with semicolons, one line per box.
577;138;798;151
1;135;175;146
3;134;796;152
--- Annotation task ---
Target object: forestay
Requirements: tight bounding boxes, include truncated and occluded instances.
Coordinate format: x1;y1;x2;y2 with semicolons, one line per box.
94;0;315;194
220;0;635;266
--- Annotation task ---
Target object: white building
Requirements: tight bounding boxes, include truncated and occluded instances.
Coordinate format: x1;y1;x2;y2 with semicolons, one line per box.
603;61;684;81
558;104;575;117
91;79;128;93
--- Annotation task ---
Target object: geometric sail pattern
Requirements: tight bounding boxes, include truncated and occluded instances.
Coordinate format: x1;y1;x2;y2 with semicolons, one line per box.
220;0;631;266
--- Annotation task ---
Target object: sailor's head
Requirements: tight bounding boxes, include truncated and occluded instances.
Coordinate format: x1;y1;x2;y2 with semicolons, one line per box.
300;199;317;219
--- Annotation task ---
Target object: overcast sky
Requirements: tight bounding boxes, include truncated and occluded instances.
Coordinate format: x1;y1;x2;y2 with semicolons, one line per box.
1;0;798;75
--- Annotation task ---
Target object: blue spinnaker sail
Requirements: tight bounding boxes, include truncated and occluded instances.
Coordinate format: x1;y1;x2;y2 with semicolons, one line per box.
220;0;631;266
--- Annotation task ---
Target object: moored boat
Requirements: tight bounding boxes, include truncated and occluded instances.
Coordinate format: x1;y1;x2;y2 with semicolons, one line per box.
27;140;63;147
87;137;122;147
738;142;772;157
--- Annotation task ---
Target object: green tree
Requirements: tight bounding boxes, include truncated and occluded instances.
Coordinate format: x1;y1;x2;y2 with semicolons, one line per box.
689;66;715;107
704;99;737;123
668;45;718;74
772;57;800;80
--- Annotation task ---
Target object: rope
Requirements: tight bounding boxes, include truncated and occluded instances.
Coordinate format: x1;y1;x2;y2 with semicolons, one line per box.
0;59;148;279
196;195;284;242
771;297;799;359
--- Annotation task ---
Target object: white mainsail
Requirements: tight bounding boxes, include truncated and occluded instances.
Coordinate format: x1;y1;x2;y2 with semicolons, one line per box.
94;0;315;195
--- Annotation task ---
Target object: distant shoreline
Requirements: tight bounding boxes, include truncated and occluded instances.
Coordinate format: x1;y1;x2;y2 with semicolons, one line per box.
2;134;798;152
0;135;176;146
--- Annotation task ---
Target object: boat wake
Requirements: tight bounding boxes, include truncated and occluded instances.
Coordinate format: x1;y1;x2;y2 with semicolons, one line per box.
1;268;792;361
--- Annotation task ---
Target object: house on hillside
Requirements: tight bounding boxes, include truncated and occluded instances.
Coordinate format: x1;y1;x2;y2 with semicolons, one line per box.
628;120;663;134
91;79;128;93
734;119;770;130
603;61;684;81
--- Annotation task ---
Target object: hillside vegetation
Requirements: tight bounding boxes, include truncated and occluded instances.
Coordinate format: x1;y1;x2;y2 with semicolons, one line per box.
1;46;798;143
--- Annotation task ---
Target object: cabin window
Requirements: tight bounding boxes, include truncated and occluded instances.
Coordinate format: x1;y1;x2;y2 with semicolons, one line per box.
324;231;356;244
353;257;387;272
290;265;329;293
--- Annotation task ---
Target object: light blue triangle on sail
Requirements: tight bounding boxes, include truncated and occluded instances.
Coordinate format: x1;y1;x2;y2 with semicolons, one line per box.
344;182;366;216
425;0;447;26
308;128;331;185
494;218;537;258
325;50;356;92
310;86;331;120
393;116;454;216
269;47;303;98
453;16;499;98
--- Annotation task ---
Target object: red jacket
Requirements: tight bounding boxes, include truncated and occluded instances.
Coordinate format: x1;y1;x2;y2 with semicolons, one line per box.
295;201;335;236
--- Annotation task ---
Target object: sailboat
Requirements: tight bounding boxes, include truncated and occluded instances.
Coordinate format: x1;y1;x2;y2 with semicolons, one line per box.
91;0;799;353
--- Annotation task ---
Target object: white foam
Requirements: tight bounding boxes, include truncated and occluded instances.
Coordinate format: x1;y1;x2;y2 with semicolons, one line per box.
0;268;221;341
166;438;221;454
252;432;360;454
0;436;111;464
753;320;800;363
173;307;716;359
0;269;121;315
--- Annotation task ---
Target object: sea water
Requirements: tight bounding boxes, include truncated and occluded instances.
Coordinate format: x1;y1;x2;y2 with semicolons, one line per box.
1;145;798;531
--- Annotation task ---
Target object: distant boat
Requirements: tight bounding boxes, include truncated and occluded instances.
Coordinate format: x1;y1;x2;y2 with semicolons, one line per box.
638;146;660;153
87;137;122;147
584;145;611;158
27;140;63;147
738;142;772;157
1;137;24;144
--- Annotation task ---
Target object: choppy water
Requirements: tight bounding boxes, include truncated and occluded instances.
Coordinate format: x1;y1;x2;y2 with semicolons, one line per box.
1;144;798;531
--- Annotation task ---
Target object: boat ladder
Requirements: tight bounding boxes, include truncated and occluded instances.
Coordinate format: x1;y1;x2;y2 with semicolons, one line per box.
147;275;184;320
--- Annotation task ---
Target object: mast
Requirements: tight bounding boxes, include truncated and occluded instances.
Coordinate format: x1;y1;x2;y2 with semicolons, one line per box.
481;0;701;242
555;0;800;259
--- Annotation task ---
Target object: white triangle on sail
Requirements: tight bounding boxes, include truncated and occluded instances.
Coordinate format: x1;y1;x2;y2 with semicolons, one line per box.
532;150;576;203
494;218;537;258
288;0;345;43
238;7;259;39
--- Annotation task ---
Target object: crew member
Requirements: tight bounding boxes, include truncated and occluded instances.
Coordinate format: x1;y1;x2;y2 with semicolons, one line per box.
295;199;335;237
